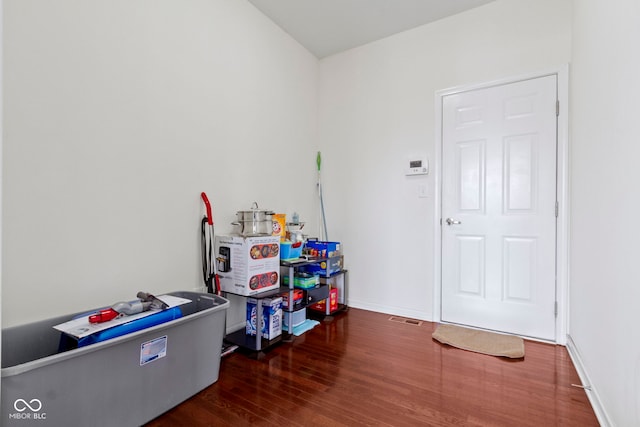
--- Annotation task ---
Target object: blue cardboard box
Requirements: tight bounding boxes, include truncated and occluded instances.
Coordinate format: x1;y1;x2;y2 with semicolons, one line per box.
305;240;341;258
246;297;282;340
302;256;342;276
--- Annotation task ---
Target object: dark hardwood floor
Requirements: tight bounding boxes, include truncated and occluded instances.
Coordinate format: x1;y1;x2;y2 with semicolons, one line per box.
146;308;599;426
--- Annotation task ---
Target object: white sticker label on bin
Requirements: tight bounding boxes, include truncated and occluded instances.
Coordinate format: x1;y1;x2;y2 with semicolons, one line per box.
140;335;167;366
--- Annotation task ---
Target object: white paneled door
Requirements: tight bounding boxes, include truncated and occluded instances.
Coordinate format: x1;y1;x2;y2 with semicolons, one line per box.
441;75;557;341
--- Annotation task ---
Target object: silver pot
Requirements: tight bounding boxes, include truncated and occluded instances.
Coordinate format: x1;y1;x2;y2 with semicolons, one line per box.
232;202;275;236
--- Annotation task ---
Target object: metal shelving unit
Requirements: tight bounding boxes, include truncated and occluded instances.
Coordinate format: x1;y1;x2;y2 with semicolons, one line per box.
224;255;347;355
223;286;288;353
315;269;349;317
280;257;329;332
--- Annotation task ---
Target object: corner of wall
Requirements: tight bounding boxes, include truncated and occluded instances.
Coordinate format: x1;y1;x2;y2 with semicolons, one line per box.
565;334;613;427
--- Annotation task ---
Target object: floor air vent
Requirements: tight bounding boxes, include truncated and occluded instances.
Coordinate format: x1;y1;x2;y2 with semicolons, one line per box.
389;316;423;326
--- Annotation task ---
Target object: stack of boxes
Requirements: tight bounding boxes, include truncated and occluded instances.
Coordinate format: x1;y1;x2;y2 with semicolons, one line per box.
302;240;342;276
246;297;282;340
215;233;283;340
281;272;320;331
303;240;343;316
217;232;344;342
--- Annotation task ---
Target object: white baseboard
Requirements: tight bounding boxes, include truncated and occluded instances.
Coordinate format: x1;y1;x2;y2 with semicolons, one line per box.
226;320;245;336
347;299;432;322
565;334;612;427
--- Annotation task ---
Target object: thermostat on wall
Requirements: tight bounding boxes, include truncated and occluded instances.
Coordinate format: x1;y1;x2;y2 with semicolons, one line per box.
406;157;429;176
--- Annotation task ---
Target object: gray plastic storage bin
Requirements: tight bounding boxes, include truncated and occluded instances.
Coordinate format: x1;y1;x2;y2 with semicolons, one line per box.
1;291;229;427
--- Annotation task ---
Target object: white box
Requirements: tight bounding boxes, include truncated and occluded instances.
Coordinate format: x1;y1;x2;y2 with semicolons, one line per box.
246;297;282;340
215;234;281;296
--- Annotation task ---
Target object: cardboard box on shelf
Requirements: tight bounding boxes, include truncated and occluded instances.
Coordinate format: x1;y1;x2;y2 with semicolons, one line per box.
281;289;304;309
301;256;342;276
309;287;339;314
246;297;282;340
215;235;280;296
304;240;341;258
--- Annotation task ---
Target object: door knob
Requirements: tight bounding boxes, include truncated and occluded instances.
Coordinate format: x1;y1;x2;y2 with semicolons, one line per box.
445;218;461;225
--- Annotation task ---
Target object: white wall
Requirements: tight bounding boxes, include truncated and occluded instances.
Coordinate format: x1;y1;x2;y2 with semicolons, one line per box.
570;1;640;425
4;1;638;424
2;0;319;327
1;0;4;382
317;0;572;319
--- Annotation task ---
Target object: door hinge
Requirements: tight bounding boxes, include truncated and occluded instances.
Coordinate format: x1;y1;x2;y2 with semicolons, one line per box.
554;301;558;317
556;100;560;117
555;201;559;218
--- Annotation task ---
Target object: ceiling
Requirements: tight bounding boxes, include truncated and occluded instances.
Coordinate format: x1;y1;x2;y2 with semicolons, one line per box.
247;0;496;58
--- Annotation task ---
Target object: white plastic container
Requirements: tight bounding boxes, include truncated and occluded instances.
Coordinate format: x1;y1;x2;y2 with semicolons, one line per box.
284;308;307;329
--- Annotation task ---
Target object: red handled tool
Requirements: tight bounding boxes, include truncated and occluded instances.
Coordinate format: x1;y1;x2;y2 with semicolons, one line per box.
89;308;120;323
88;291;168;323
201;192;221;295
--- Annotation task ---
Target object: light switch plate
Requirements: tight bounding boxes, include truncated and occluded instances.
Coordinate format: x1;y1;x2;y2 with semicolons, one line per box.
418;184;428;198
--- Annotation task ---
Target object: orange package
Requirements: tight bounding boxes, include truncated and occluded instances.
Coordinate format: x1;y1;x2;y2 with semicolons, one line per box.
273;213;286;240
